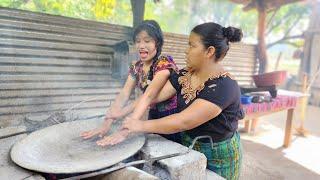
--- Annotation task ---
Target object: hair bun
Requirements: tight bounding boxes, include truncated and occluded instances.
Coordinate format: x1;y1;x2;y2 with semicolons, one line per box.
222;26;243;42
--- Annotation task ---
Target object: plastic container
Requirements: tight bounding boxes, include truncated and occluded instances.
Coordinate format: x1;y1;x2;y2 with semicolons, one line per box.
241;95;253;104
252;71;287;87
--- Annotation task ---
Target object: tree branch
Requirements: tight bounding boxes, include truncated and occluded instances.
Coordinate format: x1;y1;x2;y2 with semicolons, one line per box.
266;7;279;28
282;41;303;48
267;13;304;49
269;0;305;9
266;12;291;35
267;34;303;48
283;13;303;38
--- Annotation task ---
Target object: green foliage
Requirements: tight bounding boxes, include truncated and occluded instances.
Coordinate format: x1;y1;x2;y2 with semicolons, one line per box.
107;0;132;26
143;0;258;37
0;0;125;24
266;3;310;46
144;0;192;34
92;0;116;20
0;0;25;8
0;0;310;43
230;5;257;40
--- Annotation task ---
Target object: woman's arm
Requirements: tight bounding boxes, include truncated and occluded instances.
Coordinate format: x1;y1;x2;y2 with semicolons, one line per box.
95;72;176;146
108;78;176;119
107;75;136;115
123;99;222;134
81;75;136;139
151;79;177;104
107;98;139;119
129;69;176;119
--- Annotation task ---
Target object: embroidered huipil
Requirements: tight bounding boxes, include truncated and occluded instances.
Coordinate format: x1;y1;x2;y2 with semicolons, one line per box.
169;68;243;141
129;55;178;112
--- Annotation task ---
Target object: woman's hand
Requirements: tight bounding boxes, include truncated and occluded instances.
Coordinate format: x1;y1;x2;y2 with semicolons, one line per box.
105;107;121;119
96;129;129;146
80;118;113;139
122;116;144;133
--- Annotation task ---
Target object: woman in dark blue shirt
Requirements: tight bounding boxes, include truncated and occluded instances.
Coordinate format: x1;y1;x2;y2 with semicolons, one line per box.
122;22;243;180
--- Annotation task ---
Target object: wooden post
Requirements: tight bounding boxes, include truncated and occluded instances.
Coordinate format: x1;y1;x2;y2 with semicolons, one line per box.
295;73;309;136
284;108;294;148
244;119;252;133
130;0;146;28
257;1;268;74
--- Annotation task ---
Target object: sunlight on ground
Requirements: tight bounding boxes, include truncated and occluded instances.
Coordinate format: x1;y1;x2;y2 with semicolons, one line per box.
241;123;320;175
283;135;320;174
241;123;285;149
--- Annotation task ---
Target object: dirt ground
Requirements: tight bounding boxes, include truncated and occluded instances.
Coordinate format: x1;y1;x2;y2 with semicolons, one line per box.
238;105;320;180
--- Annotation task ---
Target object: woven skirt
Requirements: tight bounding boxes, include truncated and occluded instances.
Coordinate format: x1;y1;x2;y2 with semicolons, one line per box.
181;132;242;180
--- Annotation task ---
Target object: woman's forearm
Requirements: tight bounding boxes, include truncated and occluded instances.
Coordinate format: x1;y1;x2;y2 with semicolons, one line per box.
141;113;188;134
130;92;155;119
111;91;131;109
124;99;221;135
130;70;173;119
119;100;138;117
110;76;136;110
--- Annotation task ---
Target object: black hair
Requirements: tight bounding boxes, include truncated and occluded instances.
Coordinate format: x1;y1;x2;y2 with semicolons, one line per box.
133;20;163;91
191;22;243;61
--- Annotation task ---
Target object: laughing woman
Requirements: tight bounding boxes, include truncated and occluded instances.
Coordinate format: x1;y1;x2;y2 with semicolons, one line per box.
81;20;180;144
122;22;244;180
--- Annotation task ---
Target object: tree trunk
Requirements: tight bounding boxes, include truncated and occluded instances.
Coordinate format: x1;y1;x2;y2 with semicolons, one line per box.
130;0;146;28
257;1;268;74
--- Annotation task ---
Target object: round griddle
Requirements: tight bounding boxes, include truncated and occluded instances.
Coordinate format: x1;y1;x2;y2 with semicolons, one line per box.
10;118;145;174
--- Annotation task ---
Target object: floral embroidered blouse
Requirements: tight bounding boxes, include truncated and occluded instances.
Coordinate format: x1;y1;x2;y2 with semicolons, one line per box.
169;68;243;141
129;55;178;112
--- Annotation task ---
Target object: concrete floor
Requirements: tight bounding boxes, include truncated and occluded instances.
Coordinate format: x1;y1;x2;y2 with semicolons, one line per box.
238;105;320;180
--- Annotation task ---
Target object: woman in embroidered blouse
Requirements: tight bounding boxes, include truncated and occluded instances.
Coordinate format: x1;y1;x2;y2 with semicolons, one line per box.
81;20;180;144
122;22;243;180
